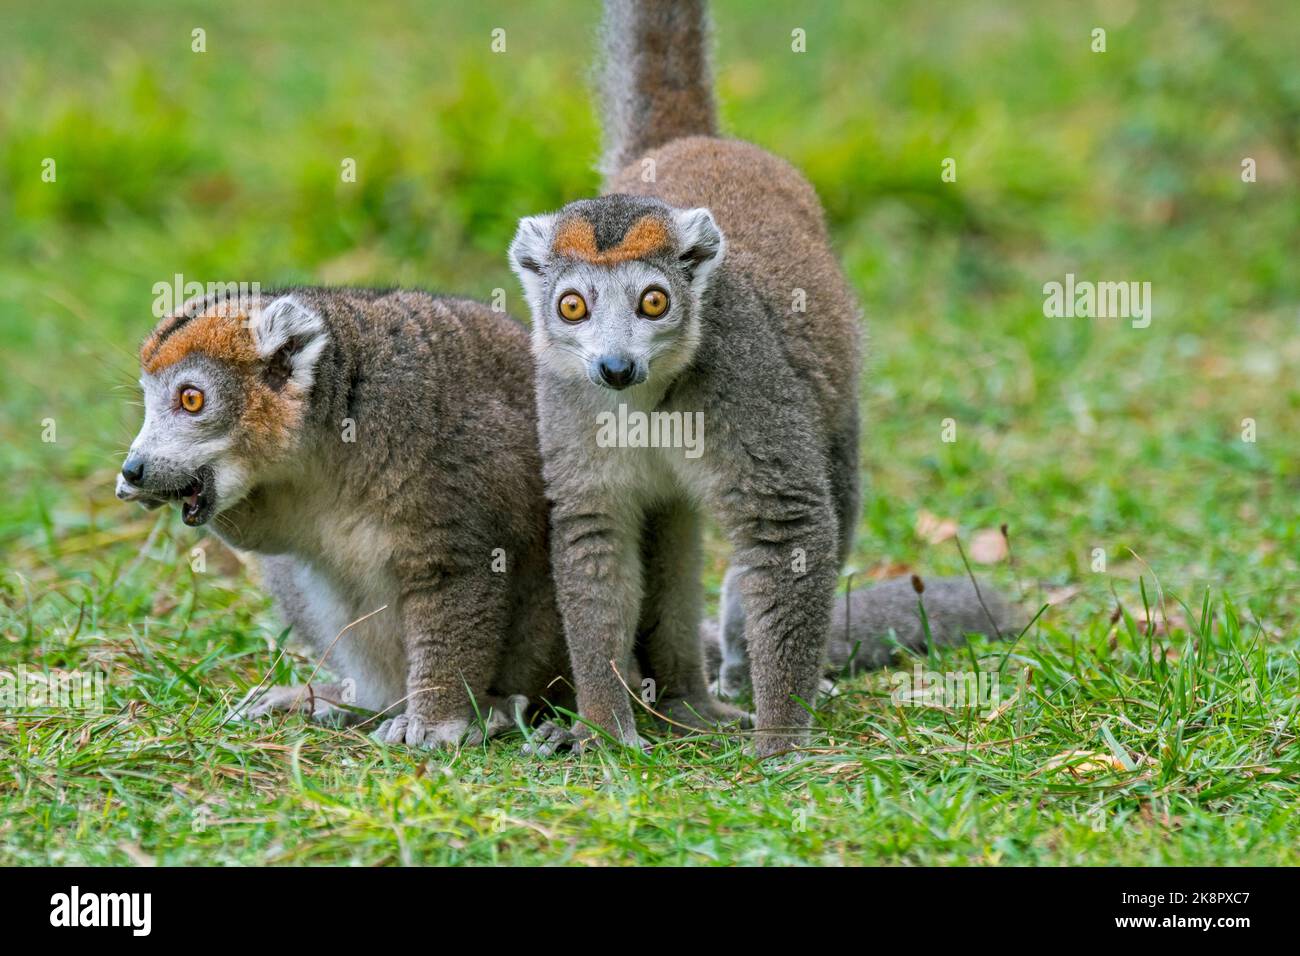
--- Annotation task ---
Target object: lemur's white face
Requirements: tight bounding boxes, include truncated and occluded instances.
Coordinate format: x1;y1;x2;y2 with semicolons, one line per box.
509;200;725;394
536;258;693;390
118;359;252;527
116;295;326;527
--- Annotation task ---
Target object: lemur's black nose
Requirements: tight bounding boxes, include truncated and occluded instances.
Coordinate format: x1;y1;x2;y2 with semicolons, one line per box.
121;455;146;485
597;356;636;389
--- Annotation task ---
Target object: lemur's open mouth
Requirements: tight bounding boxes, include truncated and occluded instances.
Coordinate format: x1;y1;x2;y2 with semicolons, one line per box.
170;465;215;527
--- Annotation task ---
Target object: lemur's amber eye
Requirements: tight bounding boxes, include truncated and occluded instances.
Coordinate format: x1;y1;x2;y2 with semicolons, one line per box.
639;287;669;318
179;387;205;413
558;292;588;322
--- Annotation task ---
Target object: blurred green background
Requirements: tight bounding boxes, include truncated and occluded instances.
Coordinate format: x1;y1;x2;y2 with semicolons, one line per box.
1;0;1297;631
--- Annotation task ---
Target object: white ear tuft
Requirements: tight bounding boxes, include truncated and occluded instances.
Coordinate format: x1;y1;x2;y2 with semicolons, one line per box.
508;213;558;310
672;207;726;295
251;295;328;392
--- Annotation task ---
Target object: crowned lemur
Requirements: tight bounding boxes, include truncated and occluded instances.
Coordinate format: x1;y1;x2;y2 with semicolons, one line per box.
117;2;1010;752
116;289;1014;751
509;0;864;755
117;288;570;746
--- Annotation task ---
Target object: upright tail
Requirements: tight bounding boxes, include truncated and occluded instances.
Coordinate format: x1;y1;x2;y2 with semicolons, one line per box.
599;0;718;179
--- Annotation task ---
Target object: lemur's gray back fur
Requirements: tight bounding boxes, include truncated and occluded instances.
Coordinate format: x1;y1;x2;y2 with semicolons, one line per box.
599;0;717;179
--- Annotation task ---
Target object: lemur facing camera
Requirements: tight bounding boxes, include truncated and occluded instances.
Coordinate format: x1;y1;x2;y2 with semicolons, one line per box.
115;292;1011;754
116;6;1010;755
116;288;572;746
509;0;863;755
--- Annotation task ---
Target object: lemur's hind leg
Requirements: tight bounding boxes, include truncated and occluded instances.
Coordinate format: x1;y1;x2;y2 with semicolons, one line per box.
714;563;838;701
227;682;364;728
638;500;751;733
712;564;751;700
238;556;373;727
374;571;515;750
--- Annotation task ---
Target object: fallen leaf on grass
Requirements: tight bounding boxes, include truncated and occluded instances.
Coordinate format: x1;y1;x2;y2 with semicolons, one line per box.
969;527;1008;563
117;842;155;867
864;561;912;581
915;510;957;544
1041;749;1153;777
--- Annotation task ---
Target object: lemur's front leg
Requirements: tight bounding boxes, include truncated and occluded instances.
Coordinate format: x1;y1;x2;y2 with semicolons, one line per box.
544;497;646;752
719;474;839;758
375;572;511;749
638;500;751;733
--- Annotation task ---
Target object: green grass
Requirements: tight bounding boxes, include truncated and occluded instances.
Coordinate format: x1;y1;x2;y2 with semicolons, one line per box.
2;0;1298;865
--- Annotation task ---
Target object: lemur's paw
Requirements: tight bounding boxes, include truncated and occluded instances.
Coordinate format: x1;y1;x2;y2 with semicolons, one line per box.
374;696;527;750
372;714;409;745
659;695;753;734
373;713;467;748
521;720;577;757
226;683;359;727
522;720;648;757
744;731;812;762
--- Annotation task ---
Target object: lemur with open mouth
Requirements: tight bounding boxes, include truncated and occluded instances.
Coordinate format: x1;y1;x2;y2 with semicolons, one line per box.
509;0;864;755
119;6;1012;754
117;290;1012;752
117;288;571;746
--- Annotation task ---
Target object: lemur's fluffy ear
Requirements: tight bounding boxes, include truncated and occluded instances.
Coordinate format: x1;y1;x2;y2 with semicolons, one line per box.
508;214;558;305
672;207;726;295
250;296;327;392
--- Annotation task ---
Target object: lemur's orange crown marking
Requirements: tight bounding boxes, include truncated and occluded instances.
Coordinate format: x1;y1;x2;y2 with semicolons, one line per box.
141;302;257;374
139;300;298;448
552;214;671;265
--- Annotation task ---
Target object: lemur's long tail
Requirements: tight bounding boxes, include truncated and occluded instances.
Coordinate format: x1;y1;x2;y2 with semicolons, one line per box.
599;0;717;179
701;571;1023;682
